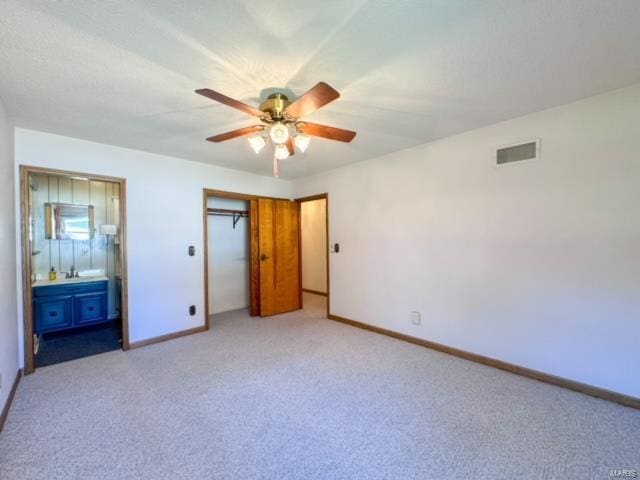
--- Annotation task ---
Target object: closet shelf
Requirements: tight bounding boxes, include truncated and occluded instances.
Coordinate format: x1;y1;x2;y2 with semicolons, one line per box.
207;208;248;229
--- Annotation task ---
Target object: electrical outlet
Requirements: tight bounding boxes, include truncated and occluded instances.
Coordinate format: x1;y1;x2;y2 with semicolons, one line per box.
189;305;196;316
410;311;421;325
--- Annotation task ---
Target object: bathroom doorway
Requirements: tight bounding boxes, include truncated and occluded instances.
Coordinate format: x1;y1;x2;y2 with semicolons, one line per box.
19;166;129;373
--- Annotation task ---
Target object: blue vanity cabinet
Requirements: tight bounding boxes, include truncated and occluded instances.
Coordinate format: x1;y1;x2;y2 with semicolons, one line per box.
34;295;73;333
75;291;107;325
33;280;108;334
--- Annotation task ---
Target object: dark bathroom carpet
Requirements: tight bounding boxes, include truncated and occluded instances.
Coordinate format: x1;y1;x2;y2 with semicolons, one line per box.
35;320;122;368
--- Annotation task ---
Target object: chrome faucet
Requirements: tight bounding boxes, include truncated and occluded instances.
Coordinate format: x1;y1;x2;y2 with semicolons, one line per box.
65;265;79;279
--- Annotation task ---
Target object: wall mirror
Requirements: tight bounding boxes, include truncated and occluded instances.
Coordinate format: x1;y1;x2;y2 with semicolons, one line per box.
45;203;95;240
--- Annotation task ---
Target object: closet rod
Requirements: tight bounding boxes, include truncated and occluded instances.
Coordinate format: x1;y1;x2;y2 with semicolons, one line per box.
207;208;248;229
207;208;248;215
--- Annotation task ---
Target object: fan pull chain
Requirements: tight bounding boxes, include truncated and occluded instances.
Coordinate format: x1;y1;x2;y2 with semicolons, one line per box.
273;156;280;178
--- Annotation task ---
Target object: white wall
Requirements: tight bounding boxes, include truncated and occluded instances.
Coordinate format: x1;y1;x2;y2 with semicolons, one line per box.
301;199;327;293
14;129;291;361
207;197;249;314
293;83;640;398
0;98;19;411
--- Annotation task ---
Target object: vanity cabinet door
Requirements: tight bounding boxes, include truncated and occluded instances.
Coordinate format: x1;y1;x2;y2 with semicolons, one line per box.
74;292;107;326
34;295;73;333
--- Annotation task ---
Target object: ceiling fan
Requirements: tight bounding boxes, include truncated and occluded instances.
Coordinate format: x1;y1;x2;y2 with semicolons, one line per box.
195;82;356;177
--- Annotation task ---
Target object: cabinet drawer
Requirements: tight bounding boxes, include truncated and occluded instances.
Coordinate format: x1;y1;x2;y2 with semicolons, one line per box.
75;292;107;326
34;296;73;333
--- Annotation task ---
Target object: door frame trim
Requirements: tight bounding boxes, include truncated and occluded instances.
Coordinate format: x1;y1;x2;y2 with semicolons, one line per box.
19;165;129;374
295;193;330;319
202;188;289;326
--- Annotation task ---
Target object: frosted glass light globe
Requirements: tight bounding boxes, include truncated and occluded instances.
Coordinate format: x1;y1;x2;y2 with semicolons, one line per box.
269;122;289;145
247;135;266;154
294;134;310;153
274;144;290;160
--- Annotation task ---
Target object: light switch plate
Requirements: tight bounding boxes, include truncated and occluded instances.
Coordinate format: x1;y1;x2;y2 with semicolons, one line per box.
410;311;421;325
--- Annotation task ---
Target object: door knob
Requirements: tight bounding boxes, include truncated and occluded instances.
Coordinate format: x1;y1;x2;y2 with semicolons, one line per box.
260;253;269;261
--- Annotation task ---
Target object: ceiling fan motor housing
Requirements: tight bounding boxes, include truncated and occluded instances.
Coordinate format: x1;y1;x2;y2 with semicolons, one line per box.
259;93;291;121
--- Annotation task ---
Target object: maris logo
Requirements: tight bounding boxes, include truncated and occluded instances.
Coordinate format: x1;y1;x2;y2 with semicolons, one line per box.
610;469;638;478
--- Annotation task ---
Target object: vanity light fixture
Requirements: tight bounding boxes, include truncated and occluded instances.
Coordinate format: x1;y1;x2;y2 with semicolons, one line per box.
99;224;118;236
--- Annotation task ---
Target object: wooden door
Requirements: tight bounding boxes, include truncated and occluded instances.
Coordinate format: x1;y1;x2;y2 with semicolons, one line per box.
258;198;301;316
249;199;260;316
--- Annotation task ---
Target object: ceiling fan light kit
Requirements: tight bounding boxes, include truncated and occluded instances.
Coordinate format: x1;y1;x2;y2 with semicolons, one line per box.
269;122;290;144
195;83;356;177
247;134;266;154
274;144;290;161
293;132;310;153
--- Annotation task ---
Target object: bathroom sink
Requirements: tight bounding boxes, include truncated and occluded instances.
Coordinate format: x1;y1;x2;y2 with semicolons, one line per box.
32;275;109;287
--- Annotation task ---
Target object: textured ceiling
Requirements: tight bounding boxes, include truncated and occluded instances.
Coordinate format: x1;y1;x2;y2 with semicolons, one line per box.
1;1;640;179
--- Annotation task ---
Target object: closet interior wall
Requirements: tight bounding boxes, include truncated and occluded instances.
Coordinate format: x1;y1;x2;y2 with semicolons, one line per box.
207;197;250;315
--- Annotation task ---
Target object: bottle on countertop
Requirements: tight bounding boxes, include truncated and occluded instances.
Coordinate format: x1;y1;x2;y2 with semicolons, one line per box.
49;267;57;281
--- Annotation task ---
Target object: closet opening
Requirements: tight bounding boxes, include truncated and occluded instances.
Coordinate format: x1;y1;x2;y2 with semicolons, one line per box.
205;196;251;322
202;188;303;323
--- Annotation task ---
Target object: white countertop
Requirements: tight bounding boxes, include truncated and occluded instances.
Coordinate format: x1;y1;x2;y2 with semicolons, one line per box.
32;275;109;288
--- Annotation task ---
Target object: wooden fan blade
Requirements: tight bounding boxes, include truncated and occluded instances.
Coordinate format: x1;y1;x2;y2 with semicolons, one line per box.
195;88;263;117
206;125;264;143
298;122;356;143
286;137;295;156
284;82;340;118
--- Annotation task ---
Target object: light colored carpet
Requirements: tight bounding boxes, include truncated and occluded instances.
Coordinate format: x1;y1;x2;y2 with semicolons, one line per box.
1;293;638;479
